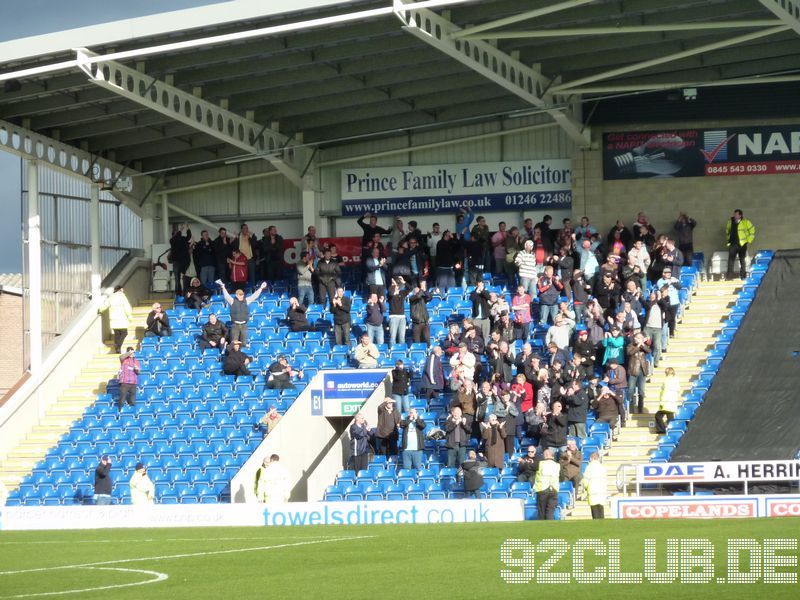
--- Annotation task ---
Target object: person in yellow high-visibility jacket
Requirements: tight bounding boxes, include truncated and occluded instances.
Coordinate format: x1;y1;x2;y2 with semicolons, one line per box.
534;449;561;520
725;209;755;279
656;367;681;434
583;452;607;519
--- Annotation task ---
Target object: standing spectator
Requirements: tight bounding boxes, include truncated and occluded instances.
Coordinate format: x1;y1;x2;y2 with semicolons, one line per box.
493;392;520;456
643;289;668;367
357;213;392;259
515;240;538;296
256;454;290;503
455;207;474;240
183;277;210;310
591;385;623;430
232;223;259;289
445;406;470;467
193;230;216;289
218;280;266;345
365;247;388;295
583;452;607;519
129;463;155;505
656;268;681;338
536;265;564;325
607;219;633;250
169;223;192;295
254;457;271;502
390;359;413;413
511;285;532;341
602;325;625;365
198;313;228;354
674;212;697;265
469;280;492;341
296;251;314;307
287;297;315;333
117;347;140;411
726;209;755;279
481;414;507;469
400;408;426;471
449;344;476;390
534;449;560;520
387;278;410;348
420;346;444;401
504;226;522;284
435;230;458;289
93;455;113;506
604;358;628;424
655;367;680;433
632;212;656;248
471;215;491;275
212;227;232;283
576;237;601;286
331;287;353;348
628;239;651;291
375;397;401;461
559;438;583;493
260;226;284;283
316;248;341;305
545;315;571;351
354;333;379;369
227;249;248;289
574;216;598;241
461;450;486;499
426;222;442;272
540;400;568;457
516;445;539;484
364;293;385;345
390;218;405;258
490;221;507;275
409;280;433;346
564;380;589;439
267;355;303;389
626;331;651;414
349;412;371;472
660;239;684;274
222;340;253;379
259;405;282;436
100;285;132;354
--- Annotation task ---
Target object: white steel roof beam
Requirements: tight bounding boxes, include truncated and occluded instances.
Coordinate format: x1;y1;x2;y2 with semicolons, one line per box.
395;4;589;145
757;0;800;36
551;25;790;92
75;49;307;190
465;21;786;39
562;74;800;94
449;0;597;39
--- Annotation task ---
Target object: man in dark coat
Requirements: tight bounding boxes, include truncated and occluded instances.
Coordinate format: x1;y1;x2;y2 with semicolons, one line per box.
375;398;401;461
420;346;444;401
198;314;228;354
94;455;113;505
461;450;487;498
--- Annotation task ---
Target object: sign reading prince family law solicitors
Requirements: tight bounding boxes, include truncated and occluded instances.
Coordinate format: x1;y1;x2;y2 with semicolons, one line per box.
603;125;800;180
340;159;572;216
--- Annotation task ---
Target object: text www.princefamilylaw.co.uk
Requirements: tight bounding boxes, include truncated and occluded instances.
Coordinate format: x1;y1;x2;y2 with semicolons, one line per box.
500;538;798;584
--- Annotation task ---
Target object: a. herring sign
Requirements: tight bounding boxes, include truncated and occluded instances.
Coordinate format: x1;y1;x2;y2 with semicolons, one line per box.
340;160;572;216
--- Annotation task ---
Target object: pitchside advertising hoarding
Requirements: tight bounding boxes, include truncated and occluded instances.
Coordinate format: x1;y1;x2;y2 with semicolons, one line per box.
340;159;572;216
0;499;524;530
310;369;388;417
612;494;800;519
636;460;800;485
603;125;800;180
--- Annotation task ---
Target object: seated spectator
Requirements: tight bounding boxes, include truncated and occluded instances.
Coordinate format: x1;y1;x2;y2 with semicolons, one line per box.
375;397;401;461
480;414;507;469
389;359;413;413
442;322;463;357
420;346;444;401
354;333;379;368
400;408;426;470
183;276;210;310
222;340;252;379
364;293;386;345
259;405;282;436
287;297;315;332
559;438;583;493
145;302;172;337
461;449;486;499
655;367;680;434
198;313;228;354
267;355;303;389
516;445;540;483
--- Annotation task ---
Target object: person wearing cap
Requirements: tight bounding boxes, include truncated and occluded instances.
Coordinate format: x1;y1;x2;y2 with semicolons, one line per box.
375;397;401;461
117;347;140;411
93;455;113;505
99;285;133;354
267;355;302;389
655;268;682;338
223;340;253;379
129;463;155;505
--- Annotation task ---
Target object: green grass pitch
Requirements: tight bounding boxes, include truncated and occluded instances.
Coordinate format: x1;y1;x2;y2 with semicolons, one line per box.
1;518;798;598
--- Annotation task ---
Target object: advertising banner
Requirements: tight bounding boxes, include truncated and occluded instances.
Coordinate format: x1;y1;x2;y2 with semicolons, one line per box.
281;237;362;268
0;499;524;530
612;494;800;519
636;460;800;485
319;369;388;417
340;159;572;216
603;125;800;180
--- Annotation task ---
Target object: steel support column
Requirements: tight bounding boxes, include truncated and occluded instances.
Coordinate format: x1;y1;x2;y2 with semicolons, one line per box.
26;161;42;374
90;184;101;299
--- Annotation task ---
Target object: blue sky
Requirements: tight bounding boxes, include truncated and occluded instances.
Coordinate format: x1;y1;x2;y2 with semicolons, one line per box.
0;0;222;273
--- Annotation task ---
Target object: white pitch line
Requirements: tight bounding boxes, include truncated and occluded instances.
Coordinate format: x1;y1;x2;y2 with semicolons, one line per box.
0;536;374;576
0;566;168;599
0;535;348;545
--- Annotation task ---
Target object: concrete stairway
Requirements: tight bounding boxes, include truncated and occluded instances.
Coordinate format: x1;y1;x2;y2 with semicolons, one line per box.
568;280;742;519
0;297;172;492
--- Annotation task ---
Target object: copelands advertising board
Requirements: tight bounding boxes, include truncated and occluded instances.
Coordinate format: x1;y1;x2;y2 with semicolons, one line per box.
340;160;572;216
603;125;800;179
612;494;800;519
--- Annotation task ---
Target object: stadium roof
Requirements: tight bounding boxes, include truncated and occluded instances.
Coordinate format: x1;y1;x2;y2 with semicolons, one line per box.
0;0;799;198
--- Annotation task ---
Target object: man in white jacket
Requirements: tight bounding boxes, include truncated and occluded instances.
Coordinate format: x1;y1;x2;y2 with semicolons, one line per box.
129;463;155;505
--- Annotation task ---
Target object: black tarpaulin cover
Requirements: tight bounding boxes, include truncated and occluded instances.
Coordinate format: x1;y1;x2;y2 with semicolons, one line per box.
672;249;800;461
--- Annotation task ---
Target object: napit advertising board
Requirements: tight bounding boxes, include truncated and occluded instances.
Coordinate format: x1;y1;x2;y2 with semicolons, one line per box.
636;460;800;485
603;125;800;180
612;494;800;519
319;369;388;417
340;159;572;216
0;499;524;530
